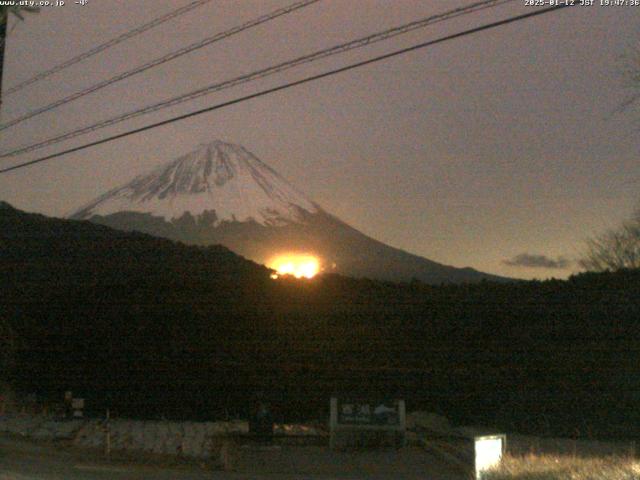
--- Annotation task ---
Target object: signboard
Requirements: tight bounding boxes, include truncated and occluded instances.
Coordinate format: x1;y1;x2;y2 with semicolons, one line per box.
330;397;406;449
337;400;401;426
475;435;506;479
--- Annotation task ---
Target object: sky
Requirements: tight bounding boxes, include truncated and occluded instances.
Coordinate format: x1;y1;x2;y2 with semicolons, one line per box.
0;0;639;280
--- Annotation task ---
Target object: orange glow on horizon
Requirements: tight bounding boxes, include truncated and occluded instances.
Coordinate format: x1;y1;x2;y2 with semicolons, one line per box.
268;254;320;279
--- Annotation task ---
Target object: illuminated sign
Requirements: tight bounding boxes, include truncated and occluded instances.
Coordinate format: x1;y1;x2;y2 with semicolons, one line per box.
475;435;506;479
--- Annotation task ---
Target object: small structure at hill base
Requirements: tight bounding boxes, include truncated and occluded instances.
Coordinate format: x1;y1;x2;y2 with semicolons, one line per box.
329;397;406;450
71;398;85;418
248;400;274;442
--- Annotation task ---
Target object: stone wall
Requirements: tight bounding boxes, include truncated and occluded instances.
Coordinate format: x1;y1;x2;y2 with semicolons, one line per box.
0;414;249;459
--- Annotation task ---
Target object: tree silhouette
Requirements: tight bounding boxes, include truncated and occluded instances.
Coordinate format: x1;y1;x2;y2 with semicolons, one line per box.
580;206;640;271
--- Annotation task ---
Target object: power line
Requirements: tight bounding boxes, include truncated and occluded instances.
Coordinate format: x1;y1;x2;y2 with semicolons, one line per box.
0;0;321;132
3;0;213;97
0;0;513;157
0;4;573;175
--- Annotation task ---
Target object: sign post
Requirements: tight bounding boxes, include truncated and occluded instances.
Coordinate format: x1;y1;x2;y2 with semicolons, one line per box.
330;397;406;450
474;434;506;479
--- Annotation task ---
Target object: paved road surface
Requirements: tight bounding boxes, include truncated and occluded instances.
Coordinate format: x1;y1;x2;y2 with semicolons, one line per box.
0;434;465;479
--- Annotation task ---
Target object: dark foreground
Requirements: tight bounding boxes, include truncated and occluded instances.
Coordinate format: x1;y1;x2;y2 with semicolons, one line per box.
5;204;640;437
0;434;465;480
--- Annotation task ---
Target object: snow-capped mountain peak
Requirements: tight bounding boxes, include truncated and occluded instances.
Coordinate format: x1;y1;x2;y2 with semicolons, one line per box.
71;140;319;226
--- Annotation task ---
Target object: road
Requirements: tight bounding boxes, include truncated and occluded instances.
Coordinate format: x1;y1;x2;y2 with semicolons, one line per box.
0;434;465;479
1;434;213;480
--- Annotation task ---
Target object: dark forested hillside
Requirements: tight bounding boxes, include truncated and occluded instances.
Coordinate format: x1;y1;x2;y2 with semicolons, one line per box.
2;202;640;439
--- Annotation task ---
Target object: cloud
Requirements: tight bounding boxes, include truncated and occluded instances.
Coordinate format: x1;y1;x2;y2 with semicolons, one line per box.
503;253;571;269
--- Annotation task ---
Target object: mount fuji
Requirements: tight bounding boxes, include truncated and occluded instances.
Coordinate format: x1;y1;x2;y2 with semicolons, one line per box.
70;140;506;284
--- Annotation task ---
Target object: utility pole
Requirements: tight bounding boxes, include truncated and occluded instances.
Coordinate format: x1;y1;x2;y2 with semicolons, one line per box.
0;7;39;106
0;16;6;106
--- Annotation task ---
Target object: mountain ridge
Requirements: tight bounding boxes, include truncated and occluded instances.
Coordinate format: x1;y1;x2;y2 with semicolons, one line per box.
72;140;318;227
71;140;509;284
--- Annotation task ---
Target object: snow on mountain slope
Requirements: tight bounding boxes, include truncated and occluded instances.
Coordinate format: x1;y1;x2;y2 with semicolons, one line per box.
71;139;510;284
72;140;319;226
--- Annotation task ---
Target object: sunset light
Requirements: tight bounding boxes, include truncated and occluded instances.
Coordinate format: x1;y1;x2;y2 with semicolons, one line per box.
268;254;320;279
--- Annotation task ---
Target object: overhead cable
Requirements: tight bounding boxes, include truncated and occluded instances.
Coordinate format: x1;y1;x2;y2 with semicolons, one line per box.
0;3;573;175
4;0;213;96
0;0;512;155
0;0;321;131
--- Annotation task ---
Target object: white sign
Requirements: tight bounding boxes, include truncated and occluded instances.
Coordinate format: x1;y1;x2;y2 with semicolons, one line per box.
475;435;505;479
